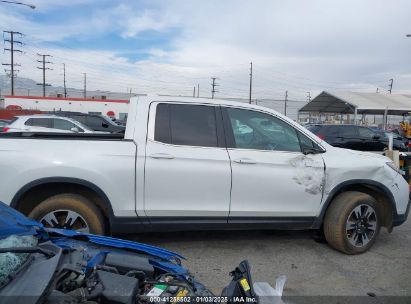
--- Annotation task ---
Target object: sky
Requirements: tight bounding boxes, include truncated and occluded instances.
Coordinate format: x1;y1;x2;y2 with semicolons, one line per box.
0;0;411;101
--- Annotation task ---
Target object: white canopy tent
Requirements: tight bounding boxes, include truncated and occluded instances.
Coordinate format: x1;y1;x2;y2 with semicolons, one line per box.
299;91;411;127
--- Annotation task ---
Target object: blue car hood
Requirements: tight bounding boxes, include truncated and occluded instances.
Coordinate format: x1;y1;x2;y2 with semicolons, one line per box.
0;202;183;261
0;201;43;238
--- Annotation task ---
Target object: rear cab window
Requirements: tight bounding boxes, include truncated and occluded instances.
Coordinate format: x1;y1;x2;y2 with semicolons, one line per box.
154;103;221;148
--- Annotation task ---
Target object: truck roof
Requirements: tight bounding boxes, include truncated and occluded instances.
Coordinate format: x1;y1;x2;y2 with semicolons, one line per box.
130;95;284;115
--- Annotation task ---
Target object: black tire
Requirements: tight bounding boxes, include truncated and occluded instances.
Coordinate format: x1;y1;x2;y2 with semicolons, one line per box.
324;191;380;254
28;193;105;235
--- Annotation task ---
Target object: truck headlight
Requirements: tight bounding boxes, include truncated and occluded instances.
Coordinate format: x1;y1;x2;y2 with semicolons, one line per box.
386;162;404;175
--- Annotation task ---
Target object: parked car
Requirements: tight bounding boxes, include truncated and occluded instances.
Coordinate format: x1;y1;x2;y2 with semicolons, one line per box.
307;124;407;151
50;111;126;133
0;96;409;254
0;202;265;303
0;119;10;132
368;126;408;145
2;115;104;134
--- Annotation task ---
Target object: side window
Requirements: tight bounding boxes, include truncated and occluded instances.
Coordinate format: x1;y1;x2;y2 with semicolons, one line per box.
327;126;340;136
52;118;79;131
358;127;375;138
298;132;315;150
25;118;51;128
154;103;218;147
86;116;100;128
339;126;357;137
225;108;301;152
72;115;87;125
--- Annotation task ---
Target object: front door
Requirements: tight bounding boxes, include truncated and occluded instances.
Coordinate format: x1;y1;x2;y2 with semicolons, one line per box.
357;126;386;151
222;107;325;223
144;102;231;221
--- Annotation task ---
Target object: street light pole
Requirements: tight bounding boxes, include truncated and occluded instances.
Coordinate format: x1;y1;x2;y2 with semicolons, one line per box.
0;0;35;9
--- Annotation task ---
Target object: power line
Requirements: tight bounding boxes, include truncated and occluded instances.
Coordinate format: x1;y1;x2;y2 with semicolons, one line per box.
2;31;24;96
211;77;219;99
36;53;53;97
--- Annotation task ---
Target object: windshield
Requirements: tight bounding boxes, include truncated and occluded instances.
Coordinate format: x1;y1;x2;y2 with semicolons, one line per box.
0;235;38;288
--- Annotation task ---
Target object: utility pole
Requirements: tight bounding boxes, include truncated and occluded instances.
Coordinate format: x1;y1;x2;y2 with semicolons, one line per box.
193;86;196;98
284;91;288;116
307;91;311;102
211;77;219;99
197;84;199;98
2;31;23;96
62;63;67;98
83;73;87;98
36;54;52;97
388;78;393;94
249;62;253;104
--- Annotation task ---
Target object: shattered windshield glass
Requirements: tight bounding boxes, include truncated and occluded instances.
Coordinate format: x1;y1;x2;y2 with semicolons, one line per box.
0;235;38;287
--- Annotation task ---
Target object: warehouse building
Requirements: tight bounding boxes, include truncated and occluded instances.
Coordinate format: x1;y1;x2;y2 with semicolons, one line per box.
1;95;130;120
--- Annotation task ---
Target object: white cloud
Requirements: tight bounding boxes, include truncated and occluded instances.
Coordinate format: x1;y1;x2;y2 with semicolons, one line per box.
1;0;411;104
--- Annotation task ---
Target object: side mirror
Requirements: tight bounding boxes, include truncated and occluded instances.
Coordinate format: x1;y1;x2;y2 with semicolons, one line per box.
102;123;109;128
302;147;325;155
372;135;381;140
70;127;80;133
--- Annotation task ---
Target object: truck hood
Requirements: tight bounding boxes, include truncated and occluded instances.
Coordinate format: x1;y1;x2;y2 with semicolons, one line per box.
324;142;391;162
0;201;183;261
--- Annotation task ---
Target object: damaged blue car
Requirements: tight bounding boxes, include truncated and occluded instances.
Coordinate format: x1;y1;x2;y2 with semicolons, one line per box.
0;202;263;304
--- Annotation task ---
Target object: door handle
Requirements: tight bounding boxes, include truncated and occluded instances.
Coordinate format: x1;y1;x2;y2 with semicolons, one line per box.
149;153;175;159
233;158;257;164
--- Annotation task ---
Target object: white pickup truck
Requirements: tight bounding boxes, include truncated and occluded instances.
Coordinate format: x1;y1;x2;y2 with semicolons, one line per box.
0;96;409;254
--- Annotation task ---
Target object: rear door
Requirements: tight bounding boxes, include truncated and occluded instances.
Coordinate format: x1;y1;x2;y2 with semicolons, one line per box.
24;118;53;132
52;118;84;132
222;107;325;222
144;102;231;221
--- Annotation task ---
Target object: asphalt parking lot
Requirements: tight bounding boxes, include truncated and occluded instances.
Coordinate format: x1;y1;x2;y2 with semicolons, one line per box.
124;216;411;302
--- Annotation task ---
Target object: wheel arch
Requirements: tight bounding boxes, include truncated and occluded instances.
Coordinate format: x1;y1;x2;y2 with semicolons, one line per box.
11;177;114;231
313;179;397;231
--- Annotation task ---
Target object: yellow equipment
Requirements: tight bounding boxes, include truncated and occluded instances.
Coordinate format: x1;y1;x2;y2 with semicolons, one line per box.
399;118;411;139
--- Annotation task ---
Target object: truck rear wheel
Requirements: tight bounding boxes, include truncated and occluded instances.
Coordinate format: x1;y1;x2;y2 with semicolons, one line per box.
28;193;105;235
324;191;380;254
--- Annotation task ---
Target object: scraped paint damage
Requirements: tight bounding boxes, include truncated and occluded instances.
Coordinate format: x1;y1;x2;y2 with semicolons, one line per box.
290;155;324;195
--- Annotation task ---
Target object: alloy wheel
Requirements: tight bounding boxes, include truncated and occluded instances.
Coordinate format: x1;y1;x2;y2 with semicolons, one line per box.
345;204;377;247
39;209;90;233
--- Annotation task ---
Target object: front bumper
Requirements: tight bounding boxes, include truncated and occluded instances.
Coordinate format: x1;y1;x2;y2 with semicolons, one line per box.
393;197;411;227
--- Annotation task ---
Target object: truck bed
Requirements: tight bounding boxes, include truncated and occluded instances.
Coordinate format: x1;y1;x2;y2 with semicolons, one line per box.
0;132;125;140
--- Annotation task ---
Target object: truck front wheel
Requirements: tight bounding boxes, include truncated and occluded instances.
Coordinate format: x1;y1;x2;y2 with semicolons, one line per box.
324;191;381;254
28;193;105;235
